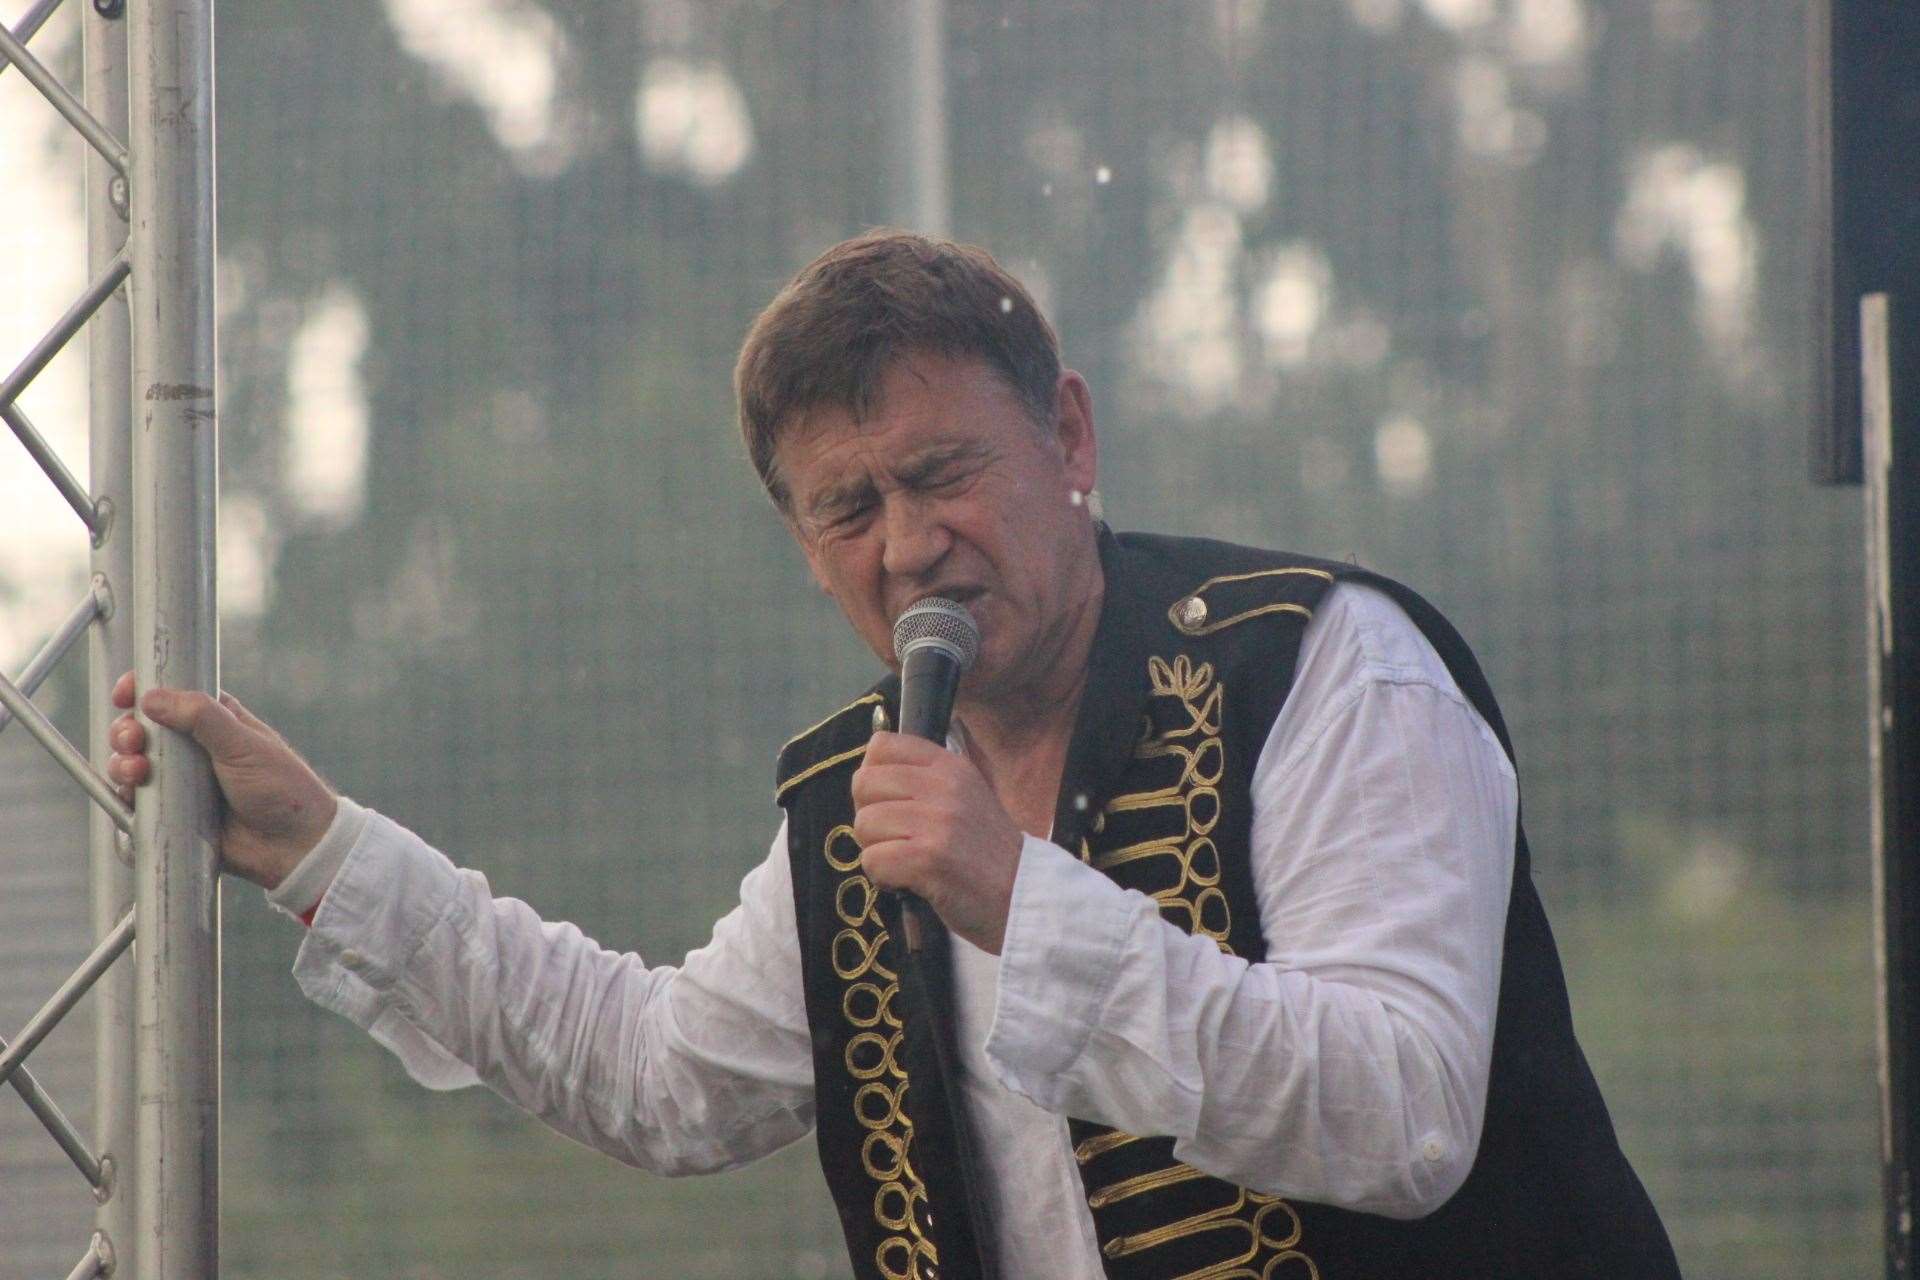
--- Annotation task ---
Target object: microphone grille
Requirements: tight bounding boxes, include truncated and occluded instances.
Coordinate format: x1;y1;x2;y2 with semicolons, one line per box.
891;596;980;670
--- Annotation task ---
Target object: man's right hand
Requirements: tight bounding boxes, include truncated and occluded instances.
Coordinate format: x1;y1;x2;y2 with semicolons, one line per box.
107;672;338;890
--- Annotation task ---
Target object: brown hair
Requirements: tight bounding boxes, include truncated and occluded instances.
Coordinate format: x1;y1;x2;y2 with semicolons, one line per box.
734;230;1061;508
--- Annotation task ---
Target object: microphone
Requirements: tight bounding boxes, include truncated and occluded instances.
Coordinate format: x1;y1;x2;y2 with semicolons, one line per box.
882;595;1001;1277
890;596;980;743
883;597;980;954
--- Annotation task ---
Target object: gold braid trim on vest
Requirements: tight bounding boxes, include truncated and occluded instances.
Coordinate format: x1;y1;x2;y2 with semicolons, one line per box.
1072;648;1322;1280
823;817;942;1279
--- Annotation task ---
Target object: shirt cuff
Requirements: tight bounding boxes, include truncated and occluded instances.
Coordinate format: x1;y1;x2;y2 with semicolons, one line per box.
982;834;1142;1109
265;795;369;922
287;808;478;1089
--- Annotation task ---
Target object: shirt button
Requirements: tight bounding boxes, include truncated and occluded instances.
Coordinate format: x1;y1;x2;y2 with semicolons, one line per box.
1420;1135;1447;1163
340;949;365;970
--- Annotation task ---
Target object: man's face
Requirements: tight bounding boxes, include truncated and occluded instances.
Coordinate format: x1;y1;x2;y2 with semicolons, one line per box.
775;353;1101;703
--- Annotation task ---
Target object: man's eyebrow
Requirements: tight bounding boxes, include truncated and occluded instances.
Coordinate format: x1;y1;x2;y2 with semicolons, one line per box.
806;474;880;521
895;440;992;486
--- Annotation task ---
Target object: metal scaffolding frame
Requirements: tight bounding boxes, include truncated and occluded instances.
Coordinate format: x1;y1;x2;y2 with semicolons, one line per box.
1;0;220;1273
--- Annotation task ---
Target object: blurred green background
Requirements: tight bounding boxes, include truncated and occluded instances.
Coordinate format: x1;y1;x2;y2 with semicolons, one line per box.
1;1;1872;1276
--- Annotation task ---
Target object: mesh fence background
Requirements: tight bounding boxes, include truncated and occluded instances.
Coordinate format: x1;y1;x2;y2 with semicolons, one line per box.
1;1;1873;1276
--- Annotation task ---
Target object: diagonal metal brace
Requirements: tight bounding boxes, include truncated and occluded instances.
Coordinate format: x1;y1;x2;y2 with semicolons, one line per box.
0;910;135;1091
1;251;132;413
0;668;132;831
3;1036;109;1191
0;582;106;738
0;14;128;174
0;0;65;82
2;399;105;534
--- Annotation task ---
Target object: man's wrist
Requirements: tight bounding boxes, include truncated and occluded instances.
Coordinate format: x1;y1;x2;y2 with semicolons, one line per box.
266;795;370;923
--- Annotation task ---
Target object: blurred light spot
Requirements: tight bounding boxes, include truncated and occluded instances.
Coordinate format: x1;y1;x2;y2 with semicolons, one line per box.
999;296;1013;314
219;493;277;620
1346;0;1403;32
1507;0;1587;68
1421;0;1494;31
0;8;91;667
1095;164;1113;185
1615;144;1760;375
1454;55;1547;164
1204;115;1273;212
1134;203;1244;416
636;58;755;186
1253;243;1332;369
1373;413;1433;494
1664;832;1747;922
285;283;371;528
383;0;574;174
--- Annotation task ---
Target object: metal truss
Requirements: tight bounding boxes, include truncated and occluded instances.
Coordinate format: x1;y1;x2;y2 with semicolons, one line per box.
1;0;219;1273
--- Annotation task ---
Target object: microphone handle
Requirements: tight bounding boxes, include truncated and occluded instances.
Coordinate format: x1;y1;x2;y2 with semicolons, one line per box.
890;645;964;953
897;646;962;742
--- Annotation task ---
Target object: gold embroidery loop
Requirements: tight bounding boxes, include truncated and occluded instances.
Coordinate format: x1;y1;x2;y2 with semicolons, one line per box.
1251;1197;1303;1250
825;824;865;873
846;1029;901;1081
843;980;896;1029
833;925;895;982
836;874;879;927
855;1078;907;1129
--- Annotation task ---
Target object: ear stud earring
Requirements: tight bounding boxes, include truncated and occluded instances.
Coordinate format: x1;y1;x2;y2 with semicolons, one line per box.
1071;488;1105;521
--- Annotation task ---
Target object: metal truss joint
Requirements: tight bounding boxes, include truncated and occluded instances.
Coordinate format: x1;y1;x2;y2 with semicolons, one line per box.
114;827;134;867
92;1153;116;1204
91;495;114;547
92;0;123;18
90;572;115;621
108;172;128;219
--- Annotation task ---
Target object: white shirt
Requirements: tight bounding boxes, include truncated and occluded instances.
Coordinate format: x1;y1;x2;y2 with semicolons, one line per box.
274;582;1518;1277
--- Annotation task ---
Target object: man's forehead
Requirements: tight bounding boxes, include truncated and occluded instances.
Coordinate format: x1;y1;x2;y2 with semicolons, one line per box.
791;429;993;508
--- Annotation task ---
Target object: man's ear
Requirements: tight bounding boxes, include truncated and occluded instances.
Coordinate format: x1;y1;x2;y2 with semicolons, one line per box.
1053;369;1098;496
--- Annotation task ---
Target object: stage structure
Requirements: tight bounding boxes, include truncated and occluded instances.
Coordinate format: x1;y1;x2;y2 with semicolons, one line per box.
0;0;221;1273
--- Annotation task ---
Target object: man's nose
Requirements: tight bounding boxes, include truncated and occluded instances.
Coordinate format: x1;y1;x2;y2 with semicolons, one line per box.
879;494;951;579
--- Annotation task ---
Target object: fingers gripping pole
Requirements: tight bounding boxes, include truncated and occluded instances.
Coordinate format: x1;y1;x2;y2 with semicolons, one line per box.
127;0;221;1270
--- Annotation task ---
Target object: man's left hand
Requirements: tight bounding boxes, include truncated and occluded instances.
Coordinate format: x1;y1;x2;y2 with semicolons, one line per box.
851;731;1024;955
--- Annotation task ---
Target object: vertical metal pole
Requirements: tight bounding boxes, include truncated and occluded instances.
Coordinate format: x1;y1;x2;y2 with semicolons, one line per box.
1864;291;1919;1279
83;0;136;1269
126;0;221;1272
875;0;949;235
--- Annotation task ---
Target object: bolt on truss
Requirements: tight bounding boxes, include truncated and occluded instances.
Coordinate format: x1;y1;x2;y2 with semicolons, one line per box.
0;0;220;1273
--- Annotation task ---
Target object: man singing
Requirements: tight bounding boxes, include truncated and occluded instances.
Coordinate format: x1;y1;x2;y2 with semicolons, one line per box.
109;232;1679;1278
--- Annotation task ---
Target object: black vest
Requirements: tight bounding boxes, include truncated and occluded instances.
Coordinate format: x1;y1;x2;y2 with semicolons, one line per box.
776;531;1681;1280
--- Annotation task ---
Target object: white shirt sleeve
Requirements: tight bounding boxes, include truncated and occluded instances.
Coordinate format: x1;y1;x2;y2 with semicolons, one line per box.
982;581;1518;1219
288;810;818;1175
